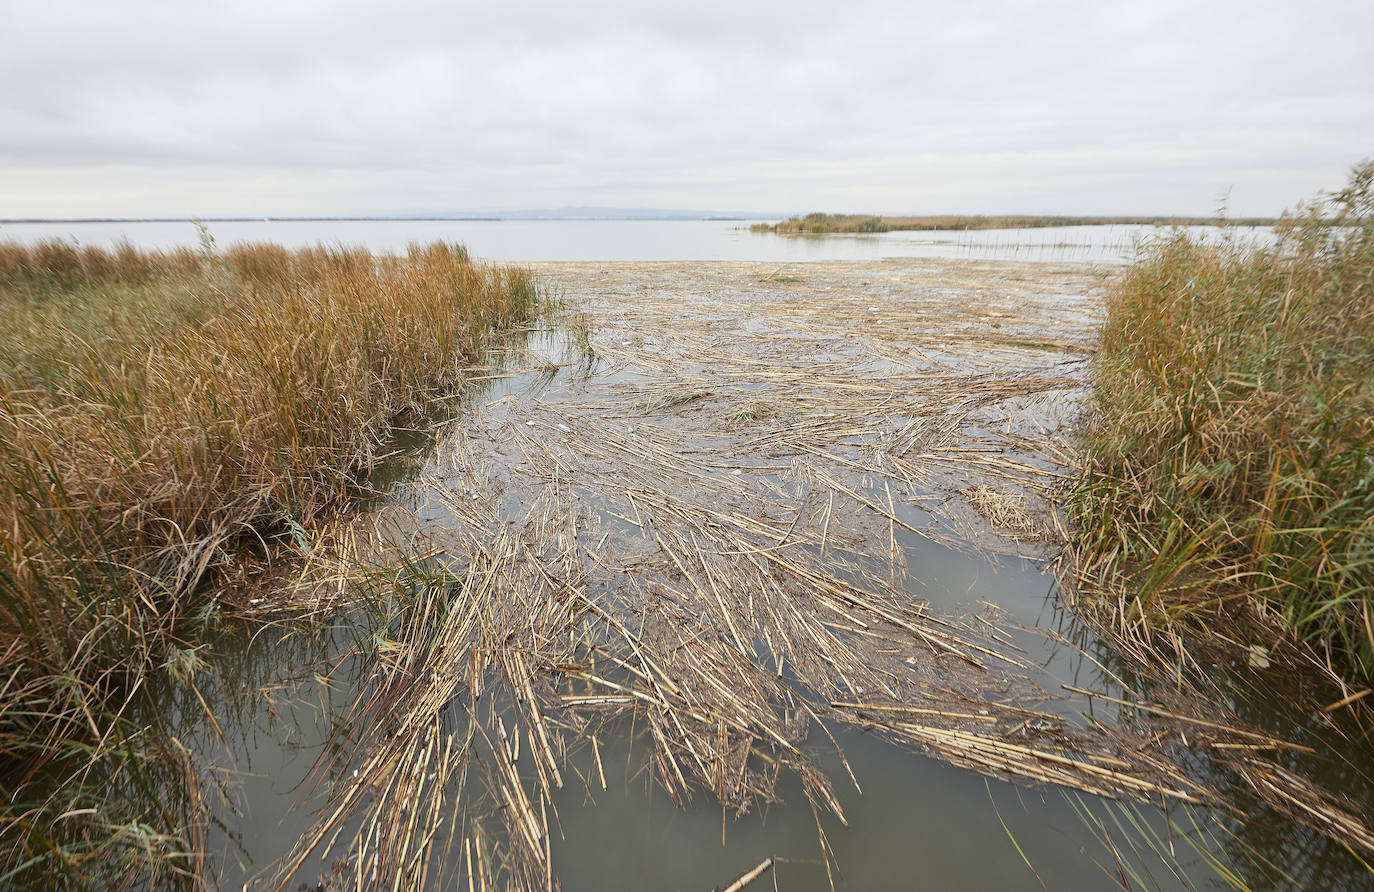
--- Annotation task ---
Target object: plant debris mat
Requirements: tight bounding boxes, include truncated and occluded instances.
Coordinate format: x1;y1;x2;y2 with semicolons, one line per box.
278;260;1372;889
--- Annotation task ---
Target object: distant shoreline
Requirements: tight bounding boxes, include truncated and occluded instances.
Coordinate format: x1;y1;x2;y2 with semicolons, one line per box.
752;213;1279;234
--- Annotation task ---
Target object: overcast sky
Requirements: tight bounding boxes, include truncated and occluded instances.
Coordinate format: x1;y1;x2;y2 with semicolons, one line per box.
3;0;1371;218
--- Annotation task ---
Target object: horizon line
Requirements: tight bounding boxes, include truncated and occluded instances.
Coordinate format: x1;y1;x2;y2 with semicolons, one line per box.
1;213;1282;225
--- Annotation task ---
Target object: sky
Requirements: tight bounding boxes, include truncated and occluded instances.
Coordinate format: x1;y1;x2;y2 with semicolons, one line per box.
3;0;1371;218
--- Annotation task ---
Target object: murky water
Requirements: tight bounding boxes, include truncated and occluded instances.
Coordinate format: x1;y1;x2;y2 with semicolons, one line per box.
176;620;1181;890
173;589;1366;889
549;720;1214;891
164;619;1369;890
0;217;1274;265
171;546;1180;889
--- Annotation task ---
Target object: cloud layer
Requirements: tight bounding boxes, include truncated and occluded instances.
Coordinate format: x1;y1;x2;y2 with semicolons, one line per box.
3;1;1371;216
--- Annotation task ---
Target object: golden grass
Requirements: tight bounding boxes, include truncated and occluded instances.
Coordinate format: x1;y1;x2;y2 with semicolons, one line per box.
1069;160;1374;682
0;238;543;883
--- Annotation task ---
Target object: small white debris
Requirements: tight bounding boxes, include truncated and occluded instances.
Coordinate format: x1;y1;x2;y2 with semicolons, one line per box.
1247;645;1271;670
731;469;743;475
525;420;536;426
249;598;260;605
557;423;572;433
621;340;632;346
904;657;918;666
868;306;880;312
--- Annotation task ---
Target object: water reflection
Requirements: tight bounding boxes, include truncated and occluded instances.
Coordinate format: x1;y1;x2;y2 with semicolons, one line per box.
549;717;1269;891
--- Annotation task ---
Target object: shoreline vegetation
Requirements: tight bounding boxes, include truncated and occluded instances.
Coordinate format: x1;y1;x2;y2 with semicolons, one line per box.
0;237;542;883
1069;161;1374;685
752;212;1279;234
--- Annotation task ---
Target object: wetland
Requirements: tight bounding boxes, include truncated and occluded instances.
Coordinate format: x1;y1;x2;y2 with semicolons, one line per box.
2;244;1371;890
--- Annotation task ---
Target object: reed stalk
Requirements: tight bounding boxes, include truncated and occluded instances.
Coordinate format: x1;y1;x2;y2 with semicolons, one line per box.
1069;160;1374;682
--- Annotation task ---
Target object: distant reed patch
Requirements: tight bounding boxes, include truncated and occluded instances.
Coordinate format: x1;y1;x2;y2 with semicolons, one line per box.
751;211;1277;235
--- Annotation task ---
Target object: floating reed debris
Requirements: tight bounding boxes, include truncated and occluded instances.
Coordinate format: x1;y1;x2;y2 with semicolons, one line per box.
266;256;1372;887
963;485;1038;537
720;857;774;891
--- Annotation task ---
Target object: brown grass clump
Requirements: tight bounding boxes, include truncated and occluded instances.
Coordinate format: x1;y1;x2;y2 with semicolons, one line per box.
964;486;1036;536
0;238;542;882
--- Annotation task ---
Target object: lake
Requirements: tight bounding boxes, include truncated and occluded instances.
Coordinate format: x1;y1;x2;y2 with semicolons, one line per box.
0;217;1275;264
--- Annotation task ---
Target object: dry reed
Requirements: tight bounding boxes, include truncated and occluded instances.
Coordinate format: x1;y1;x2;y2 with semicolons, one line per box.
0;237;543;884
1069;160;1374;681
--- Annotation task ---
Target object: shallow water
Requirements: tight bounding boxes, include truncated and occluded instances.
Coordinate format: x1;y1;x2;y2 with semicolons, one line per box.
169;609;1370;891
0;218;1274;264
177;566;1366;889
550;721;1233;891
135;327;1362;890
178;615;1194;891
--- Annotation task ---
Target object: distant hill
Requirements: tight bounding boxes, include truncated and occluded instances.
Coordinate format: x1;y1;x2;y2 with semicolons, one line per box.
1;208;775;224
490;207;768;220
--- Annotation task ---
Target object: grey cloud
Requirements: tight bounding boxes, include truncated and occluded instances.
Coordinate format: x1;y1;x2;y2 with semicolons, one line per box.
2;0;1371;216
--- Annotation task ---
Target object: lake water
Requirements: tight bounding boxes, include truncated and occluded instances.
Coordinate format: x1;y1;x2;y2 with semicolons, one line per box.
0;218;1275;265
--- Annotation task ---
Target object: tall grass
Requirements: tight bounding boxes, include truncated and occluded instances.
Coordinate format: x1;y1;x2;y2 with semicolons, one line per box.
1070;161;1374;682
0;238;543;883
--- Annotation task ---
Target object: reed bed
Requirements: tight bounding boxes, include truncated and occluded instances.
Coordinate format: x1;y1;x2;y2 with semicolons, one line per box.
1068;161;1374;683
267;259;1372;887
0;237;543;884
